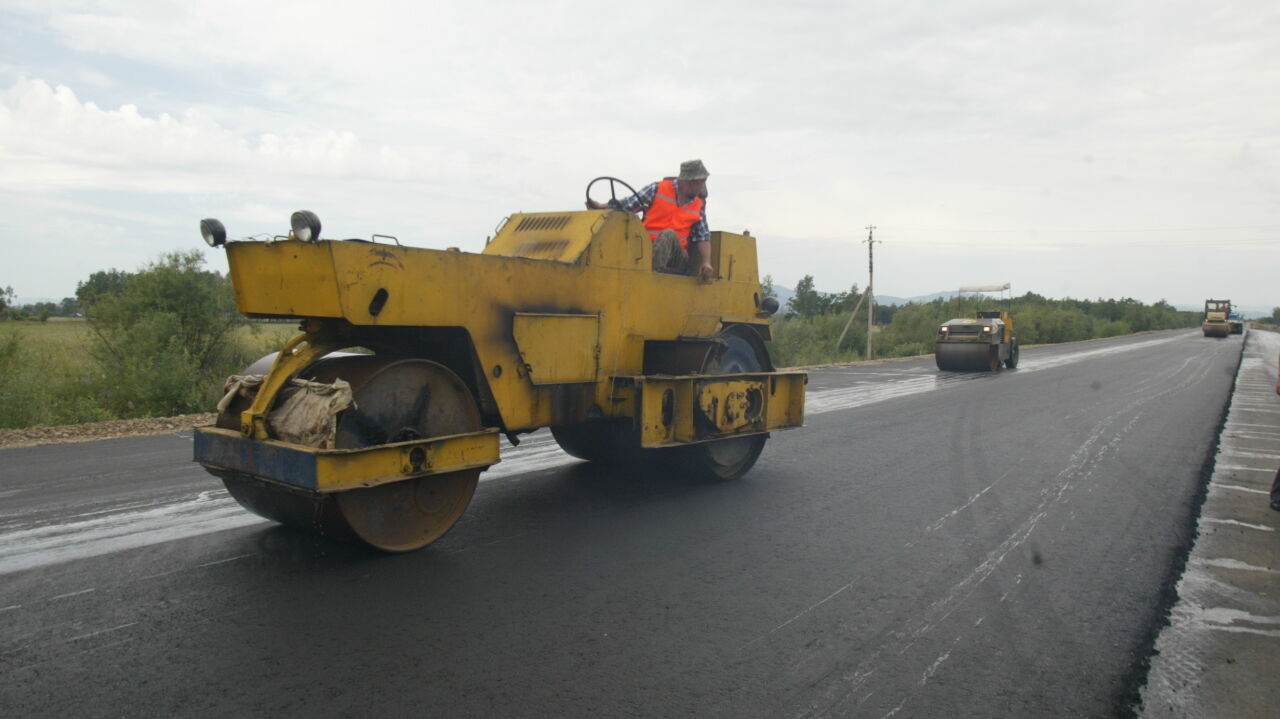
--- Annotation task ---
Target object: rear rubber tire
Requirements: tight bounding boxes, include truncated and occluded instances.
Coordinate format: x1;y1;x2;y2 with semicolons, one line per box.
675;328;769;480
551;421;640;464
1005;339;1019;368
550;327;769;480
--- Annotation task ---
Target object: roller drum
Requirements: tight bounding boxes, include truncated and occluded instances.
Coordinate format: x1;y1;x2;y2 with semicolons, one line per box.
215;355;483;552
935;342;999;372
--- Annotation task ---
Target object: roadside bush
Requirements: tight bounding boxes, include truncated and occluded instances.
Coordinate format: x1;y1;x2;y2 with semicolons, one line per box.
885;341;930;358
0;327;113;428
1094;320;1133;338
86;250;252;417
768;314;865;366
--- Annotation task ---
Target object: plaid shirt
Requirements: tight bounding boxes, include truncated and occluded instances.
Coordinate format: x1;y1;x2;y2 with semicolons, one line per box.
619;180;710;244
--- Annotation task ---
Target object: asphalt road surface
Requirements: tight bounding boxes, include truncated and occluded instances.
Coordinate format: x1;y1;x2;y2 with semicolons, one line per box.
0;329;1243;718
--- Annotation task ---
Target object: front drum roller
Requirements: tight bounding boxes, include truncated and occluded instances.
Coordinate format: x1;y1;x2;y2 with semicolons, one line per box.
935;343;1000;372
217;356;483;552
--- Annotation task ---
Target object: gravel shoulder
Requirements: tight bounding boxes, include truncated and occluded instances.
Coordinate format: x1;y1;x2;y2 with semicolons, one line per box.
0;413;216;450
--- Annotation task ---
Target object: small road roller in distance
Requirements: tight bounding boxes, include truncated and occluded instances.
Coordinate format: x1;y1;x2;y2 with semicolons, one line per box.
191;181;806;552
1202;299;1231;338
935;311;1019;371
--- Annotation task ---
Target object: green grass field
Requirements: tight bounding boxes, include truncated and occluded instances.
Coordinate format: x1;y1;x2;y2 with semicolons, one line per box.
0;319;298;428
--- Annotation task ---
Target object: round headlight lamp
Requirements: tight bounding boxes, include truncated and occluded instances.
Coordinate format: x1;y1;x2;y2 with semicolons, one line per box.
290;210;322;242
200;218;227;247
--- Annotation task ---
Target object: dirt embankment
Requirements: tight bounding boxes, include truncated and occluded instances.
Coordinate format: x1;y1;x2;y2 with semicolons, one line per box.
0;414;216;450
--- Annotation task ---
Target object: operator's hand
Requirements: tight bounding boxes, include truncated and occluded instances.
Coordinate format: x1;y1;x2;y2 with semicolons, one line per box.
698;262;715;282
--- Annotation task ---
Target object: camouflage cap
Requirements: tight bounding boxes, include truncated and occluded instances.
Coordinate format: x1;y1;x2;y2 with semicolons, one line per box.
679;159;709;181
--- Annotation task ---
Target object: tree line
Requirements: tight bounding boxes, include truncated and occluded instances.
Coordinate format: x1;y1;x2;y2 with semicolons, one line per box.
0;259;1265;428
762;274;1213;367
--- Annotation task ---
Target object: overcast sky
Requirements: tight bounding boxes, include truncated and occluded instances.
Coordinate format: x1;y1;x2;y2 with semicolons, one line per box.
2;1;1277;309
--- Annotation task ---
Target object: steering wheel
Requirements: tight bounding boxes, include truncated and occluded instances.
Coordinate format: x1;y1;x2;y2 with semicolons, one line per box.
585;176;639;210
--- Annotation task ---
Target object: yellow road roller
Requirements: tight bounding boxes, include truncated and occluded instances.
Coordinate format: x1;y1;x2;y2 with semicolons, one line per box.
1202;299;1231;338
192;186;806;552
935;311;1019;371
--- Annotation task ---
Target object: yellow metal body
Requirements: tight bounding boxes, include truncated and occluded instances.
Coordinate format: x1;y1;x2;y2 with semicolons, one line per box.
223;210;794;435
1203;299;1230;337
994;311;1015;342
196;426;500;493
628;373;806;447
194;207;805;547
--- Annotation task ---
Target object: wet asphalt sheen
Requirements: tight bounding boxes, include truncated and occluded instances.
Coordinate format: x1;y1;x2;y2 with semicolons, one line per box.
0;329;1244;718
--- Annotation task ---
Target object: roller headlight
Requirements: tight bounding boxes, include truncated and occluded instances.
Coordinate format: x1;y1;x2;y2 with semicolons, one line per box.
290;210;322;242
200;218;227;247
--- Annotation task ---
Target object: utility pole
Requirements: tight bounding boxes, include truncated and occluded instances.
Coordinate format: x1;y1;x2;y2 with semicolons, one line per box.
865;225;879;360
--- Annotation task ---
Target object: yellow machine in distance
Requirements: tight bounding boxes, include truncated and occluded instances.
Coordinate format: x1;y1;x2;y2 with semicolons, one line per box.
193;198;806;552
1202;299;1231;338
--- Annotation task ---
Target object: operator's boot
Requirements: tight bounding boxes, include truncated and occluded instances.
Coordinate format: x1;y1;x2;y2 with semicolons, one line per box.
652;229;690;275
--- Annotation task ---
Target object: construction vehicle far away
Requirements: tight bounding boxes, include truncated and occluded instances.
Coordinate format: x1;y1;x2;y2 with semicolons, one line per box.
1203;299;1232;338
935;311;1019;371
1228;311;1245;335
191;176;807;552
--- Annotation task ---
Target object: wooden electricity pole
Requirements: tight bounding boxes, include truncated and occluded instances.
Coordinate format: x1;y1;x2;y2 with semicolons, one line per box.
865;225;879;360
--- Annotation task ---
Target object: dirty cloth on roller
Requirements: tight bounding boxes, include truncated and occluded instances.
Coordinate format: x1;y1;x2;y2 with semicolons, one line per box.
218;375;355;448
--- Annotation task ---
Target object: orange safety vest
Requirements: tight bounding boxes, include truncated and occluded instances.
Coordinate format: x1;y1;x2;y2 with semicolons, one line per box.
642;178;704;250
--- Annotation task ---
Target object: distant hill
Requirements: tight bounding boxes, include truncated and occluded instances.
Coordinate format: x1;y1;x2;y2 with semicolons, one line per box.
767;286;997;311
875;291;966;306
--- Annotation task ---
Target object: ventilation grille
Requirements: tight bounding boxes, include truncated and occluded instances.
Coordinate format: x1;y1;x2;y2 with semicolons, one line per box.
513;239;570;259
516;215;572;232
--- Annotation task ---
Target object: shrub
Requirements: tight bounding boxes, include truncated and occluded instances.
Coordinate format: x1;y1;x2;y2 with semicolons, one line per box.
86;250;252;417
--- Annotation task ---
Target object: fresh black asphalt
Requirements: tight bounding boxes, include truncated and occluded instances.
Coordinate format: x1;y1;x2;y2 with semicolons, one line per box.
0;330;1242;717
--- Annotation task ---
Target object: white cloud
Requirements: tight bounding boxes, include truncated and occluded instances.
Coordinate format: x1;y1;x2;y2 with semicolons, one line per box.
0;1;1278;304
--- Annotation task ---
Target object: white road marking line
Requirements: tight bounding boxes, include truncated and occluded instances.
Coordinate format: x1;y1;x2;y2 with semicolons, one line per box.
1213;464;1276;473
195;553;256;568
1194;557;1280;574
1220;450;1280;460
65;622;137;643
49;588;96;600
1199;517;1275;532
1170;605;1280;638
1210;483;1269;495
